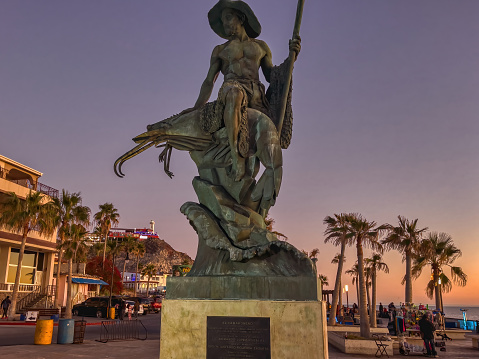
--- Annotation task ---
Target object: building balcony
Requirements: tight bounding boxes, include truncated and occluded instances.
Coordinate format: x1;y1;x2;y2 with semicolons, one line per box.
0;167;59;199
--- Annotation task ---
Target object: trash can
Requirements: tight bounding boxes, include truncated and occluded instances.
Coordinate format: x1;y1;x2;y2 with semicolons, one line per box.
34;319;54;345
57;318;75;344
50;314;59;322
73;320;86;344
109;307;115;320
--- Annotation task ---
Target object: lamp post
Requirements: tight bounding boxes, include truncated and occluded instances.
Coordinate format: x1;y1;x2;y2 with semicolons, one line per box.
345;284;349;309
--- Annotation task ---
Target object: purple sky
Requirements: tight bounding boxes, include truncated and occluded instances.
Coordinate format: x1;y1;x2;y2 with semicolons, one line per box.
2;0;478;306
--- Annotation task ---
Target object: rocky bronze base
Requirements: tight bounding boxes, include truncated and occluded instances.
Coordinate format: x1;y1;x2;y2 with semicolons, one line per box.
181;201;316;277
166;276;320;301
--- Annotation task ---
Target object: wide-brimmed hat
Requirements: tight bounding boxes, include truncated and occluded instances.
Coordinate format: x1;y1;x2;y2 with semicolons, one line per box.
208;0;261;39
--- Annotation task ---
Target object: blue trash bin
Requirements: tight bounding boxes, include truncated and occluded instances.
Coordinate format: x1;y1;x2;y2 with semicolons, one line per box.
20;314;26;321
57;319;75;344
50;314;59;322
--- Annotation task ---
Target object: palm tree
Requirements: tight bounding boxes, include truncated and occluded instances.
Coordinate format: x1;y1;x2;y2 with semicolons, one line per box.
141;263;157;297
331;253;346;317
324;213;350;326
52;190;90;308
382;216;427;304
364;265;372;317
344;213;386;338
318;274;328;292
132;241;146;297
412;232;467;312
120;236;137;285
264;216;288;240
0;191;57;319
345;263;360;308
106;239;123;306
365;253;389;327
59;223;88;319
93;203;120;266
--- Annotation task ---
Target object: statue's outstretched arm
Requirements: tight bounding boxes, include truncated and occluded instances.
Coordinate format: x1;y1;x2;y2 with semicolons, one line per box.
180;46;222;116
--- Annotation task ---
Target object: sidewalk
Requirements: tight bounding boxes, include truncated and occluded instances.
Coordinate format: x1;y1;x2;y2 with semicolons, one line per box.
1;340;477;359
0;315;105;326
0;339;160;359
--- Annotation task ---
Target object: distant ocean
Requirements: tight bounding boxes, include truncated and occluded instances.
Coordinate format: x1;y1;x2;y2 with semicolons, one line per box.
375;305;479;321
441;306;479;321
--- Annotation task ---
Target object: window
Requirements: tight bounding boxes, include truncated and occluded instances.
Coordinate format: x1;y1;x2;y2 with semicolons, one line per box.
7;249;39;284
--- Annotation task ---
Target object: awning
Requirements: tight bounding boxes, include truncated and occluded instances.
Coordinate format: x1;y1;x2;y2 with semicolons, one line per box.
71;277;109;285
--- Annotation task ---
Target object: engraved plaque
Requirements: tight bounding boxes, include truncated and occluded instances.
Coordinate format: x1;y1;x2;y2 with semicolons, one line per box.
207;316;271;359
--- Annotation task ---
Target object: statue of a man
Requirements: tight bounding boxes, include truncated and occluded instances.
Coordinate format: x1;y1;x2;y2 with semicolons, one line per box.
180;0;301;181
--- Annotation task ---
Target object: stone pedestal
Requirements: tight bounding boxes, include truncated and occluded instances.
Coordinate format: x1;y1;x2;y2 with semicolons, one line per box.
159;299;329;359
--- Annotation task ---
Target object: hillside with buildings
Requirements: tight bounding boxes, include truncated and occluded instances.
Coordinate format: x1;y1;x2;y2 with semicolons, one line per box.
116;236;193;274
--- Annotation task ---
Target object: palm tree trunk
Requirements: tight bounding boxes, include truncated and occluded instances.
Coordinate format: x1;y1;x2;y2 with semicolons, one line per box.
366;278;371;319
328;241;346;326
355;276;359;308
357;240;370;338
122;256;127;286
134;255;139;297
338;276;342;317
146;278;150;297
370;270;377;328
405;251;413;304
8;228;28;319
102;233;108;266
434;269;442;312
65;257;73;319
54;246;64;308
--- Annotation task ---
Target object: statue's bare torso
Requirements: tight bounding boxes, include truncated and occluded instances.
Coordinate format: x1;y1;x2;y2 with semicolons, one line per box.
217;39;268;81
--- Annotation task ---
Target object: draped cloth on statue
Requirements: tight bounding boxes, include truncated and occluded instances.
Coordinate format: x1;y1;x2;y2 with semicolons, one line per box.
199;60;294;153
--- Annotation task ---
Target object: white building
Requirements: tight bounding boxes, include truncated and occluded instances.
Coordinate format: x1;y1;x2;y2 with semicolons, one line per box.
122;271;169;294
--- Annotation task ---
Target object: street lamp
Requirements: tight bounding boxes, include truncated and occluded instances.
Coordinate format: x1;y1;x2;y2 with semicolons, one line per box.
345;285;349;309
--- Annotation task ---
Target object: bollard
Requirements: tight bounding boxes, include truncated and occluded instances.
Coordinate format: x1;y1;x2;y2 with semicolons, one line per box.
109;307;115;320
34;319;54;345
57;318;75;344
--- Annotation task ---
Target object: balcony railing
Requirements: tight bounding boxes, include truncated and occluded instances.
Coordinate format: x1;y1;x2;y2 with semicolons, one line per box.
0;167;59;198
0;283;41;292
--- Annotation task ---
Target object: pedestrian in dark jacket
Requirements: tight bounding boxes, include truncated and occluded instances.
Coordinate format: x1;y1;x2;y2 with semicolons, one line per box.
1;296;11;319
134;300;140;318
419;312;437;357
119;300;126;320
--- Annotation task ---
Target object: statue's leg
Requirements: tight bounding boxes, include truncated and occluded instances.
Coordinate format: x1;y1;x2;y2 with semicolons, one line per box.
224;87;246;181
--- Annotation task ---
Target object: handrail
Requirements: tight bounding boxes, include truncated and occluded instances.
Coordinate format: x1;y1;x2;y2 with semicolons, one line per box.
17;285;56;312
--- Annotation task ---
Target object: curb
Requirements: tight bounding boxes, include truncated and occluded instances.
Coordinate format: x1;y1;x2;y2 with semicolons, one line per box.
0;320;104;326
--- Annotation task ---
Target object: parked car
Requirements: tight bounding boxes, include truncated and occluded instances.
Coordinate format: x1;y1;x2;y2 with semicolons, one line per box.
72;296;123;318
124;300;144;316
127;297;151;315
151;297;162;313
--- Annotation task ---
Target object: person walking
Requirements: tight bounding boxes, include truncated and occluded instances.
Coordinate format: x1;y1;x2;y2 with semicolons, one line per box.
134;300;140;318
1;296;11;319
419;312;438;358
127;304;132;321
119;300;125;320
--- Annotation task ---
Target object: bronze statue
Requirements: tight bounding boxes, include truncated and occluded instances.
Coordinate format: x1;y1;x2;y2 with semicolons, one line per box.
114;0;314;280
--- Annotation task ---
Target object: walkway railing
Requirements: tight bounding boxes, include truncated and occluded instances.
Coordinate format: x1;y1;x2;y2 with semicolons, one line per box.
97;320;148;343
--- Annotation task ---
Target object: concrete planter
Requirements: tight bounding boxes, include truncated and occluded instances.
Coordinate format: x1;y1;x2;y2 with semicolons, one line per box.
328;332;394;356
328;325;389;334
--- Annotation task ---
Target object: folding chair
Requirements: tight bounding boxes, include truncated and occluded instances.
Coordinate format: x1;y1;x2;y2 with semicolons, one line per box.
372;333;390;358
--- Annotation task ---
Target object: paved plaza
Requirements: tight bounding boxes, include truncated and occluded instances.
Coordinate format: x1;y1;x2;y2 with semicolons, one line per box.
0;316;477;359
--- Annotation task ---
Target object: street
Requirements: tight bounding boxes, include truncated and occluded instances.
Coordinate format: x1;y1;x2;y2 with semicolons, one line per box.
0;312;161;346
